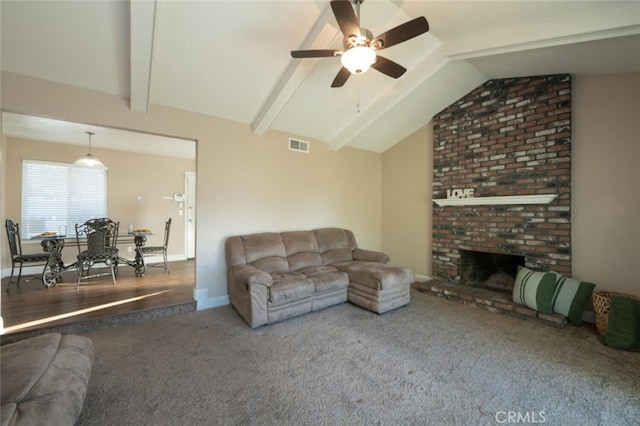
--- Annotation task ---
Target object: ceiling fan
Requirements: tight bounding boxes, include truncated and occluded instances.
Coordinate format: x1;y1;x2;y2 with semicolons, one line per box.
291;0;429;88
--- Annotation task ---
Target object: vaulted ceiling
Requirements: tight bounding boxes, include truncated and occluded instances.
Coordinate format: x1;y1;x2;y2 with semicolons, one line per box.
2;1;640;153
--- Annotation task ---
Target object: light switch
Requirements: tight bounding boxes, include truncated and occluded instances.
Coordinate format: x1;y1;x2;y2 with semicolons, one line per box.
136;196;143;202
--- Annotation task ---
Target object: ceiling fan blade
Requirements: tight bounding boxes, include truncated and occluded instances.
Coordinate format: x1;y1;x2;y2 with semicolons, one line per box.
291;49;340;58
371;17;429;50
331;67;351;88
330;0;360;38
371;55;406;79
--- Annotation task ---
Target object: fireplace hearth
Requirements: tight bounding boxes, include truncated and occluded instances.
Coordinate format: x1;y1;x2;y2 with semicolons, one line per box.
459;249;524;292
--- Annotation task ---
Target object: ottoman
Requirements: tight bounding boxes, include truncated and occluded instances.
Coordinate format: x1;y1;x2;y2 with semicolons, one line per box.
335;261;415;314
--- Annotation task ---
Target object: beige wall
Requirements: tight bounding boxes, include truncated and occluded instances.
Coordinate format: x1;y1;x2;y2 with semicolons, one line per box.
381;125;432;279
573;73;640;297
1;71;383;308
1;134;6;289
2;136;194;266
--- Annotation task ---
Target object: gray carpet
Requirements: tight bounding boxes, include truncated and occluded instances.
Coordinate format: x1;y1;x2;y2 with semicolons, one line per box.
76;289;640;425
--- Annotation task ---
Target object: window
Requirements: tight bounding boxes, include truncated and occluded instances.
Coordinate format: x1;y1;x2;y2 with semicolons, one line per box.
22;160;107;238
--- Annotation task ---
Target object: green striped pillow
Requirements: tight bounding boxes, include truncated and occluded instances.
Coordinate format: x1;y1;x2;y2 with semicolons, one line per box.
550;272;595;325
512;266;558;314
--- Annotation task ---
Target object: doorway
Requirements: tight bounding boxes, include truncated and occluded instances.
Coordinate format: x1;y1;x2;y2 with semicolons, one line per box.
185;172;196;259
1;112;197;336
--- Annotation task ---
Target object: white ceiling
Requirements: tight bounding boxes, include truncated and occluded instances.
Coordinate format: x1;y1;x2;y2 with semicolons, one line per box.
2;1;640;153
2;112;196;159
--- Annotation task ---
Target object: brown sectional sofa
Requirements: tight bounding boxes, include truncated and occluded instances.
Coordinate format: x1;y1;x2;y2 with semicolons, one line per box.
225;228;414;328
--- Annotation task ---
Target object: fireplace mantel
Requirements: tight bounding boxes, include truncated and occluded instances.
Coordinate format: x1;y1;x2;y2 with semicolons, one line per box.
432;194;558;207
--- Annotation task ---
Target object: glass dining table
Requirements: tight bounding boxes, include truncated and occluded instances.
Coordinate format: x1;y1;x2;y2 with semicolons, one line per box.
34;231;153;287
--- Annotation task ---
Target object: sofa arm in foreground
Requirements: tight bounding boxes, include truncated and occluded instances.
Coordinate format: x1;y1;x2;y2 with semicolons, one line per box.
1;333;93;426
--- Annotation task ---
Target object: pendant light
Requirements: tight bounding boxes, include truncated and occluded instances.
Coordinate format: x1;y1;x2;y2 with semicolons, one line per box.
75;131;105;168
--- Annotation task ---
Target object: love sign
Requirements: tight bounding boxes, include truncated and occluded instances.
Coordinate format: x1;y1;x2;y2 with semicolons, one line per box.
447;188;475;199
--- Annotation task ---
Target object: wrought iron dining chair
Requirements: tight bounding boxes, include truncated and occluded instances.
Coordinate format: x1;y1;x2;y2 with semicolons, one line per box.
139;218;172;273
4;219;52;292
75;218;119;289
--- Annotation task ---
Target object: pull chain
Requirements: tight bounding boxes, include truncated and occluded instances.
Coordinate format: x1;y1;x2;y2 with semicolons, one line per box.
355;0;364;116
356;75;362;115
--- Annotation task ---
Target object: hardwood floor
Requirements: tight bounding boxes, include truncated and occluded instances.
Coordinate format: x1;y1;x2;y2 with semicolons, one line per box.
1;260;195;335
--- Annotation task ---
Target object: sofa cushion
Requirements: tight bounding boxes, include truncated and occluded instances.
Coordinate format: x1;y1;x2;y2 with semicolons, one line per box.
353;248;390;263
321;248;353;265
333;261;415;290
281;231;323;270
288;252;323;271
314;228;355;251
242;233;286;264
298;266;349;293
297;265;339;275
281;231;319;255
269;272;315;305
250;257;289;273
314;228;356;265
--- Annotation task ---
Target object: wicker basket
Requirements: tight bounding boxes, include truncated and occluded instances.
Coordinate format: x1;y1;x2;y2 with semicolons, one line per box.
592;291;640;336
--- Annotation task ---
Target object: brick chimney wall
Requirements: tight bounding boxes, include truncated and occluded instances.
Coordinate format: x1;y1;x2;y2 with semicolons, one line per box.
432;74;571;282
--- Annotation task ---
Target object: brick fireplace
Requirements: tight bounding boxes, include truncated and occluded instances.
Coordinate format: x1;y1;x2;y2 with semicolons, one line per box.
431;74;572;285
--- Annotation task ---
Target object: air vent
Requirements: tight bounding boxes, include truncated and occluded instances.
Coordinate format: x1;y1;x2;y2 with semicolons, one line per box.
289;138;310;153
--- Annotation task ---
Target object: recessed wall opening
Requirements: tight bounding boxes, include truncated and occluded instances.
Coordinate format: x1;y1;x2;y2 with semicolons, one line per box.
458;249;525;292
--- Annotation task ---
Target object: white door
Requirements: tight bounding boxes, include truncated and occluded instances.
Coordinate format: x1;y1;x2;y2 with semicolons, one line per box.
185;172;196;259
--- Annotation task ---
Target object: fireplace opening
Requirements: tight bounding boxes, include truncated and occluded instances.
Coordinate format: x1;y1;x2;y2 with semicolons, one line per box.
458;249;525;292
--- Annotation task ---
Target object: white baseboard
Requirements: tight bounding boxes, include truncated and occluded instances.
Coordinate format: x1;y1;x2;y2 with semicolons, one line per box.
194;288;230;310
137;254;184;265
1;254;187;279
414;274;433;282
1;265;45;280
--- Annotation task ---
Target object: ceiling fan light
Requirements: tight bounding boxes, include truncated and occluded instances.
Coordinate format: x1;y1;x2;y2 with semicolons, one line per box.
341;46;376;75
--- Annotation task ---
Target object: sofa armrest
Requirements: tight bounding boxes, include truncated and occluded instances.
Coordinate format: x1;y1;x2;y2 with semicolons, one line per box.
352;248;390;263
229;265;273;288
227;265;271;328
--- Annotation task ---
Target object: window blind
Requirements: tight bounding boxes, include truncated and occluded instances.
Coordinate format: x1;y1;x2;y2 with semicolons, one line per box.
21;160;107;238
